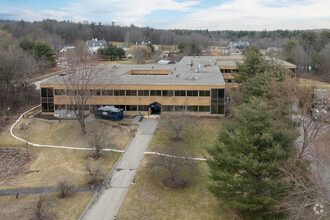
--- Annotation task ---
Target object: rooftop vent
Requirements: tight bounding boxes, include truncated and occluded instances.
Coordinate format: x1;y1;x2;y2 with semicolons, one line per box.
190;76;198;81
195;64;201;73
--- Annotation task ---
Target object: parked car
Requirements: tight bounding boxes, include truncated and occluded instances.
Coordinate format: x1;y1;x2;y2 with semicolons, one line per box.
59;71;72;77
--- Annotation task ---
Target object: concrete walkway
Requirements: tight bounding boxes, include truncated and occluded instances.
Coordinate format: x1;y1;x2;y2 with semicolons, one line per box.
80;117;159;220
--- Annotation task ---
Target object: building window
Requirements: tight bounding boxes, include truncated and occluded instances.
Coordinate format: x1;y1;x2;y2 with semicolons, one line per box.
199;90;210;96
126;90;137;96
187;106;198;112
199;106;210;112
42;103;54;112
175;90;186;96
138;105;149;111
114;90;125;96
126;105;138;111
41;88;54;112
150;90;161;96
228;79;232;83
174;106;186;111
114;105;125;110
102;90;113;96
187;91;198;96
162;90;173;96
211;89;225;114
138;105;148;111
90;90;101;96
138;90;149;96
162;106;174;112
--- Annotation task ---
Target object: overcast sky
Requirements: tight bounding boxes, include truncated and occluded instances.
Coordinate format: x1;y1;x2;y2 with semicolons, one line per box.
1;0;330;30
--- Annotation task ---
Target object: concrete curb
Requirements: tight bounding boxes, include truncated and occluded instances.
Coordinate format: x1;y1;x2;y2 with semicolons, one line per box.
144;152;208;161
10;105;124;153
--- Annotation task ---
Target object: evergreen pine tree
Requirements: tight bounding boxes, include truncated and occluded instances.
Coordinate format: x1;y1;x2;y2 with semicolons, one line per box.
208;98;298;219
235;46;269;83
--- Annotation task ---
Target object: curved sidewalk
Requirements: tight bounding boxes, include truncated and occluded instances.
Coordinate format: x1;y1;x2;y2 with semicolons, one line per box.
10;105;124;153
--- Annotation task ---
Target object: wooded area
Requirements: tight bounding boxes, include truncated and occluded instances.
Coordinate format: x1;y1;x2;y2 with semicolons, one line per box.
1;19;329;80
0;19;327;50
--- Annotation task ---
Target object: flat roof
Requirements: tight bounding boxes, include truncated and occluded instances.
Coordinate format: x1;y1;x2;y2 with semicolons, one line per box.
43;56;226;86
41;55;296;87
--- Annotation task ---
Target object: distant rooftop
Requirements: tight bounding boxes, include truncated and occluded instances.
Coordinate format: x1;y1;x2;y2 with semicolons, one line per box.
86;38;107;47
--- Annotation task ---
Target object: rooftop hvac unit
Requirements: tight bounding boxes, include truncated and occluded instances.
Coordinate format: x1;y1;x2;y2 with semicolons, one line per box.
195;64;201;73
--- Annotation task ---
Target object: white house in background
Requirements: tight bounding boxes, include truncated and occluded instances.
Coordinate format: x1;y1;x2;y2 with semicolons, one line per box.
86;38;107;54
228;41;250;49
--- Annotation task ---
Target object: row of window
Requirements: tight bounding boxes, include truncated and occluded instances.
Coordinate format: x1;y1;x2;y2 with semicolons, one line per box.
162;105;210;112
99;105;211;112
53;105;212;113
54;89;211;97
224;79;236;83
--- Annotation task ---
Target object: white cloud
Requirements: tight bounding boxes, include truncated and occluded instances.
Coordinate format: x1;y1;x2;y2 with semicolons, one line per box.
165;0;330;30
2;0;199;25
2;0;330;30
0;9;71;22
63;0;200;25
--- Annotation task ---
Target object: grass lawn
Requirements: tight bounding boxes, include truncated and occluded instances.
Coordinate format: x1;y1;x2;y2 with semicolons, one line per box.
98;59;136;65
30;66;67;80
0;113;136;189
0;110;137;218
0;191;93;220
1;111;135;149
110;41;177;52
117;117;240;220
298;78;330;93
154;44;177;52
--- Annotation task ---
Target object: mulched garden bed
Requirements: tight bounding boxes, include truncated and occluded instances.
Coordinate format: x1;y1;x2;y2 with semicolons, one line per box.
0;148;34;180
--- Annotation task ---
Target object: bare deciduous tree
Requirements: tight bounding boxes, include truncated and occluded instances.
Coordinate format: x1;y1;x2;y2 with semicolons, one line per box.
87;126;107;159
224;85;242;117
277;152;329;219
0;47;39;111
57;178;74;198
62;56;100;135
295;86;327;159
148;141;197;189
319;43;330;81
132;46;151;64
161;109;192;142
30;195;54;220
277;86;330;219
85;163;105;185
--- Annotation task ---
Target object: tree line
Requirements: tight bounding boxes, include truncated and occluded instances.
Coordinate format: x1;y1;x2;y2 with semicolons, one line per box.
1;19;328;51
208;46;328;219
282;31;330;80
0;30;56;130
